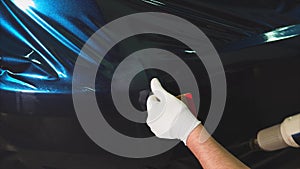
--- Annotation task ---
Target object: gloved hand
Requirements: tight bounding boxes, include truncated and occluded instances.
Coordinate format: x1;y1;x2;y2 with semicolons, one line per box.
146;78;201;145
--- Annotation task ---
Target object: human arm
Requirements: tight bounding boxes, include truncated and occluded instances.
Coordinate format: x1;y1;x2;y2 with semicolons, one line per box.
187;124;249;169
146;78;249;169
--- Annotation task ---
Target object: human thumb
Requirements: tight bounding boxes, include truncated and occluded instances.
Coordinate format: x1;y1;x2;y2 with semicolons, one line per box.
150;78;167;100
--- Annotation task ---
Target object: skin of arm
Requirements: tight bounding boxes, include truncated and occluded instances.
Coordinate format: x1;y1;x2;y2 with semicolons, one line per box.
186;124;250;169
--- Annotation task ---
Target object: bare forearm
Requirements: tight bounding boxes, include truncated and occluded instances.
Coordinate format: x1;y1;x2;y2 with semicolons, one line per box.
186;124;250;169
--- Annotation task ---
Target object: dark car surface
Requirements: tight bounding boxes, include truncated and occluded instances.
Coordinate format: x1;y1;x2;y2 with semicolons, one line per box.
1;0;300;168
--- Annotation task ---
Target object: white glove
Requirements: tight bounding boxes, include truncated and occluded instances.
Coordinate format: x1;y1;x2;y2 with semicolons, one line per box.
146;78;201;145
